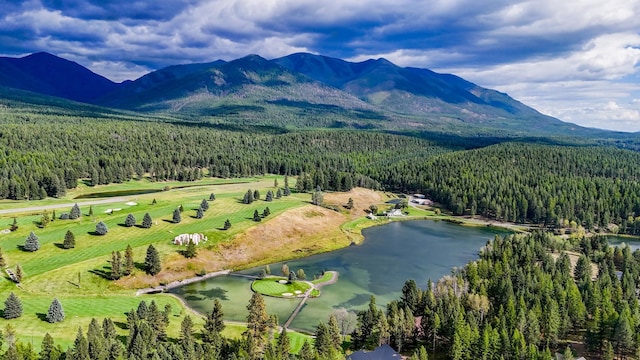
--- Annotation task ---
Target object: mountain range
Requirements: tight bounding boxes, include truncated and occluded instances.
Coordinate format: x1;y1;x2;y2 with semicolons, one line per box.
0;51;620;136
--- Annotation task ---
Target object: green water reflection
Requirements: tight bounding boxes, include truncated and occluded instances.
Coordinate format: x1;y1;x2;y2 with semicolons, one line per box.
170;220;507;332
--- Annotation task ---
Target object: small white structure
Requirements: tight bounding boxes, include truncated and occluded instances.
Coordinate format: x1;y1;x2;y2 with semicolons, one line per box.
367;213;377;220
387;209;404;217
173;233;207;246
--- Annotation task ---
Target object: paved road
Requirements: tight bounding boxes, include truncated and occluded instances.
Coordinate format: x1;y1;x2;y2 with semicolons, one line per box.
0;197;130;215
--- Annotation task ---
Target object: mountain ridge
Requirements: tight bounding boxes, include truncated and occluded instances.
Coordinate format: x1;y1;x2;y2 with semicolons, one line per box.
0;51;620;137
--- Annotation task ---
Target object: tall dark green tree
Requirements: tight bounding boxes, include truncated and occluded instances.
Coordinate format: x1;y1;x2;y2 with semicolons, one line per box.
124;245;134;276
265;190;273;202
223;219;231;230
0;247;6;267
253;210;261;222
183;240;197;259
124;214;136;227
145;245;161;275
69;327;89;360
110;251;122;280
141;212;153;228
172;208;181;223
200;199;209;211
63;230;75;249
3;293;22;319
203;299;225;343
209;193;216;201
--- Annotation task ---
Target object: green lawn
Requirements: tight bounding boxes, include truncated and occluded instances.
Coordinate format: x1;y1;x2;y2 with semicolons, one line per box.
251;277;311;297
0;175;312;349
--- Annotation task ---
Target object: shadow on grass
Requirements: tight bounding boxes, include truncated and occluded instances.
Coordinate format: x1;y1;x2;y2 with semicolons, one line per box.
36;313;48;322
89;268;112;280
114;321;128;330
134;262;146;271
53;243;69;249
162;219;177;224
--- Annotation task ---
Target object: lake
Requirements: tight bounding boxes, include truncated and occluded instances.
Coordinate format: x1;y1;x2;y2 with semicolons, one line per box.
169;220;507;332
606;235;640;251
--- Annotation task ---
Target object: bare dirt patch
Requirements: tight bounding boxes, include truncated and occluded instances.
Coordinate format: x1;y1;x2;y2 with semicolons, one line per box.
324;187;382;217
551;250;599;280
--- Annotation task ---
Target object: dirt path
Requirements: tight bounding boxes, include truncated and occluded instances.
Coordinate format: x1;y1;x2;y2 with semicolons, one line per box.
0;197;131;215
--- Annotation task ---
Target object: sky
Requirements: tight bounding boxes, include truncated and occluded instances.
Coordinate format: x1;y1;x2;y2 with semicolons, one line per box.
0;0;639;132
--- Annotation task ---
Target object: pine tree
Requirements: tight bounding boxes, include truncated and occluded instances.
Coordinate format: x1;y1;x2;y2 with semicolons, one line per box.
125;213;136;227
9;217;18;232
179;204;184;213
87;318;106;360
23;231;40;252
95;221;108;235
40;210;50;228
3;293;22;319
0;247;6;267
263;207;271;217
243;189;254;204
110;251;122;280
69;327;89;360
172;208;181;223
328;314;342;349
124;245;134;276
284;185;291;196
203;299;225;343
63;230;75;249
69;203;81;220
88;205;94;217
200;199;209;211
14;264;23;283
40;332;62;360
196;207;204;219
51;210;56;222
265;190;273;202
223;219;231;230
298;341;315;360
274;178;279;188
209;193;216;201
151;198;157;205
184;240;197;259
145;245;161;275
253;210;261;222
142;213;153;228
276;327;290;359
276;188;282;199
346;197;354;209
312;191;323;206
253;189;260;200
245;292;271;352
46;298;65;323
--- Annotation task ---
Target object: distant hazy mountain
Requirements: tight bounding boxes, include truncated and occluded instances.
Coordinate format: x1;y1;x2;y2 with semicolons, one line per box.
0;52;118;103
0;51;609;136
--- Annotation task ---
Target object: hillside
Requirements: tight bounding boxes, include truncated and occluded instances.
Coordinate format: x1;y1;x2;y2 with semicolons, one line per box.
0;51;628;137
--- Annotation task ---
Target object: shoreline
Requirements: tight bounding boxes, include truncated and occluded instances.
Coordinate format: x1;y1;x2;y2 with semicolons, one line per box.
135;269;231;295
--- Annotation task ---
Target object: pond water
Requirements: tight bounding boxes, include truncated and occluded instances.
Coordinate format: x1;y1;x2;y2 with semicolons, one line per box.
606;235;640;251
169;220;508;332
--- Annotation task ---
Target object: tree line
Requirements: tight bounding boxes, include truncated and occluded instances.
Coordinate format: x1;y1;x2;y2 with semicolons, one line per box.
350;231;640;359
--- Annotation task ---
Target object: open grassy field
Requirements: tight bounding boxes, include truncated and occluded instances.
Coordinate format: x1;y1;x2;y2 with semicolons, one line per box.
251;278;311;297
0;175;329;351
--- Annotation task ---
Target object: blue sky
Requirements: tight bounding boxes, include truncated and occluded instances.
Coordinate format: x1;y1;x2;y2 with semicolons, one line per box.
1;0;639;131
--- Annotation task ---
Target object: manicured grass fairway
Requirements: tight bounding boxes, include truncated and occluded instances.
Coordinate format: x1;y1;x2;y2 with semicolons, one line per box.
251;277;311;297
0;176;312;351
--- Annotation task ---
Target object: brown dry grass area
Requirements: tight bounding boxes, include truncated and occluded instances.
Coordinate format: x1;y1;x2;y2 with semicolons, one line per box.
119;188;385;288
324;187;383;217
216;205;348;269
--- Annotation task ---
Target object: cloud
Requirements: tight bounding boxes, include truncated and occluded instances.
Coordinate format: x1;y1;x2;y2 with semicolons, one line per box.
0;0;639;131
